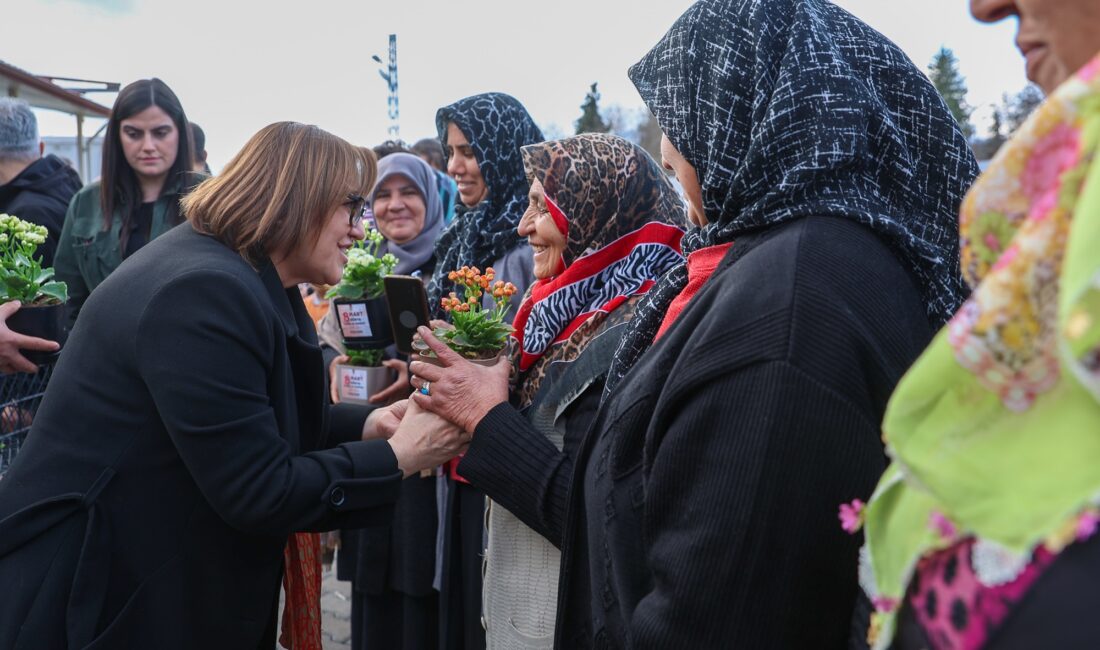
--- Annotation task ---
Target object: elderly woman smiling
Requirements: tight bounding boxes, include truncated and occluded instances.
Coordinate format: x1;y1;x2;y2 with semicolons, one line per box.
0;122;466;650
411;133;685;648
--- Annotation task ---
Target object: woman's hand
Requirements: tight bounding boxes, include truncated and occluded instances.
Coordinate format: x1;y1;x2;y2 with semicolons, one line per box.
408;326;510;433
367;358;411;404
362;399;409;440
387;397;469;477
329;354;349;404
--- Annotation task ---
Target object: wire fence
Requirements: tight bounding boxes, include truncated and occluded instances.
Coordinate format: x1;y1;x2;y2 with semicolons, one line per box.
0;364;52;478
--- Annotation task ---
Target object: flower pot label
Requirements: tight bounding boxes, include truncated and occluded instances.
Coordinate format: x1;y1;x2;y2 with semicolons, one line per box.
338;366;371;402
336;302;374;339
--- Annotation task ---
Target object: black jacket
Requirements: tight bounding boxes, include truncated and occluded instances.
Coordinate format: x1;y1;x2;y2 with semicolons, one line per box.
0;224;402;650
0;154;82;266
552;217;935;649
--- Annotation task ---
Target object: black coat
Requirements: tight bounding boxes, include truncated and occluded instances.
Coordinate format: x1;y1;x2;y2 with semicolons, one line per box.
554;217;935;649
0;154;82;267
0;224;403;650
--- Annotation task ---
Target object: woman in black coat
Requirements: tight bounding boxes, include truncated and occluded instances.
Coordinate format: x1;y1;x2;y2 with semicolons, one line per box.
408;0;979;647
0;122;467;650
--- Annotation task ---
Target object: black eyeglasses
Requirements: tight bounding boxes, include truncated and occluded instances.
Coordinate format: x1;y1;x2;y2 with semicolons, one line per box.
345;193;367;228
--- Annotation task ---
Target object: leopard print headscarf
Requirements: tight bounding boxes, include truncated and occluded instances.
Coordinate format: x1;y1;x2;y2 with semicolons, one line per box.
511;134;686;405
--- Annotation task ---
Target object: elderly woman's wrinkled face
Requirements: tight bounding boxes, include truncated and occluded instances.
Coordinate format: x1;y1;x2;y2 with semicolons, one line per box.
971;0;1100;94
518;178;567;280
660;134;706;227
445;122;489;207
373;174;427;245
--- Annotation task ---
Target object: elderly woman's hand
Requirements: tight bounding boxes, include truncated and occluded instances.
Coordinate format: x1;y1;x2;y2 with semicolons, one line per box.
362;399;408;440
386;397;469;477
408;326;510;433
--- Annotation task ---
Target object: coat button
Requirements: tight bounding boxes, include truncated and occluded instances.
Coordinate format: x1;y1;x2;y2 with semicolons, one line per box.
330;487;346;507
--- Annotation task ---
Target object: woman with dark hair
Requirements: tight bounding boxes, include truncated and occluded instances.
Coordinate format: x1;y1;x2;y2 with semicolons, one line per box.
430;91;541;650
54;77;198;324
411;0;978;647
0;121;467;649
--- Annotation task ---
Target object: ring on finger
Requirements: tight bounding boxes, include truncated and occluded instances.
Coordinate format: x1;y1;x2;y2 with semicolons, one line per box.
420;380;431;396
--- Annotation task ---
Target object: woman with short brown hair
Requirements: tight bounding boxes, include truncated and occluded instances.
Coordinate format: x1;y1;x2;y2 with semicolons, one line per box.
0;121;465;650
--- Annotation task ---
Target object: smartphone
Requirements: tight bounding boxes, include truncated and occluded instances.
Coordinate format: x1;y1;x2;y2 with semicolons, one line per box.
383;275;431;355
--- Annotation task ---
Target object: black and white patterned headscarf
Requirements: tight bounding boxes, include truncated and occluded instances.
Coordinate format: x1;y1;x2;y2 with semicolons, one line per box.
427;93;544;312
605;0;980;393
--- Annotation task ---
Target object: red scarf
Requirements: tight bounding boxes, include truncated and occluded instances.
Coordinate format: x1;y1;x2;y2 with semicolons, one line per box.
654;242;734;341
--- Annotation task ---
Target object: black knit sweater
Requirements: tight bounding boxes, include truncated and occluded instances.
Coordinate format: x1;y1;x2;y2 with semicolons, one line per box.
466;216;938;648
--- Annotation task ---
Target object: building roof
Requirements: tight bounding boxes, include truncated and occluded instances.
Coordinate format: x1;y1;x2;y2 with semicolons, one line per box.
0;60;111;118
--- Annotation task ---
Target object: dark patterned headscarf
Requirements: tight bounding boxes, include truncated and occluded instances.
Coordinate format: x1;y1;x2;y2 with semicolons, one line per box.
427;93;544;312
510;134;686;404
605;0;980;393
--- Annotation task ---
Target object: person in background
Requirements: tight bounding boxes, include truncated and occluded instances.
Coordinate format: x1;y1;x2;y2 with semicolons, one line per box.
408;133;686;649
859;1;1100;647
413;137;458;225
0;98;82;267
373;139;411;160
333;152;446;650
430;91;542;650
0;120;466;650
54;78;200;325
189;121;212;175
416;1;977;647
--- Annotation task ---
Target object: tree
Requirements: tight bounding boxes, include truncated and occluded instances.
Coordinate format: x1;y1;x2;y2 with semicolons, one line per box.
634;109;663;164
928;47;974;139
1004;84;1044;134
574;83;611;135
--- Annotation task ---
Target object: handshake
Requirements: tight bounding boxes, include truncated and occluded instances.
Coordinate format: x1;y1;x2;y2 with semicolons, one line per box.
360;326;512;478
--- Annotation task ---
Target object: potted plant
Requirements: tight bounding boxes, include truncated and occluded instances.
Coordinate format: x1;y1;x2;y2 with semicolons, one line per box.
414;265;517;366
331;347;397;406
0;213;67;364
327;228;399;405
325;228;398;347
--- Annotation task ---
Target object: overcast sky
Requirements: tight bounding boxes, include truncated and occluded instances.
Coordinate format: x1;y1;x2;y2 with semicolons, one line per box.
12;0;1028;171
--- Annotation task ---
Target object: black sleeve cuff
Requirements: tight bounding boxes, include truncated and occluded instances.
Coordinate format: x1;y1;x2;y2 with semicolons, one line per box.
322;439;402;512
326;402;376;447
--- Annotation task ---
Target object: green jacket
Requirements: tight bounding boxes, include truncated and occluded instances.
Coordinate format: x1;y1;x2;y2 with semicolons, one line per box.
55;181;181;324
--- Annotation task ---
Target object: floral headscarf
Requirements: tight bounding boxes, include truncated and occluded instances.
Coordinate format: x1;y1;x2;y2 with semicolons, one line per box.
858;54;1100;648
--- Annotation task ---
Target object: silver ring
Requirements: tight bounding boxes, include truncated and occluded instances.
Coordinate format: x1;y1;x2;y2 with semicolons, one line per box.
420;381;431;396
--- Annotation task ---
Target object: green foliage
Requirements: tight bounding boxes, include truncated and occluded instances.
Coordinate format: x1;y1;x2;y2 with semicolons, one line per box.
345;347;384;367
0;214;67;305
325;229;398;300
575;82;611;135
928;47;974;139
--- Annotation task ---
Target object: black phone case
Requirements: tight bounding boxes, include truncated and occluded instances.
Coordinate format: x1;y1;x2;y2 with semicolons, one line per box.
383;275;431;355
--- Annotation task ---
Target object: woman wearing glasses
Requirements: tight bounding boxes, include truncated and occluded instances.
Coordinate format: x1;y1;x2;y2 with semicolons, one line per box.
0;122;468;650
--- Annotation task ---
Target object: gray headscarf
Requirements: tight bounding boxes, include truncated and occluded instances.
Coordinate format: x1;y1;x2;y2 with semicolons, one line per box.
371;152;444;276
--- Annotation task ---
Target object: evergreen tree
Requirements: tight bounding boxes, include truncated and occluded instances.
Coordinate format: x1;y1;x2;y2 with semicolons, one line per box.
1004;84;1044;134
575;83;611;134
928;47;974;139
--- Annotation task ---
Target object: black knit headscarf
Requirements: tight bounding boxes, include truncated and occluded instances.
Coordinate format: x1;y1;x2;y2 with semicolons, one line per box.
427;93;544;312
605;0;979;393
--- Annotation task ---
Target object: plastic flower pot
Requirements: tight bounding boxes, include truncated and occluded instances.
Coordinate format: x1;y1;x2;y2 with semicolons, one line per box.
7;302;66;365
333;296;393;348
416;350;503;368
333;363;398;405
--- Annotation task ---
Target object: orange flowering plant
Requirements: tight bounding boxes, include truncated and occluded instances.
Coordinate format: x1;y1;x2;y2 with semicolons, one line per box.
429;266;517;359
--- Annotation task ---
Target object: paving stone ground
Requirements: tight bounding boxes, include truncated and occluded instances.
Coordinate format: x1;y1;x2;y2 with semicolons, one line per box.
320;567;352;650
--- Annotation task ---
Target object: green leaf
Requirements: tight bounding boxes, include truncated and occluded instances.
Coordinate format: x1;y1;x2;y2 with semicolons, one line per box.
38;281;68;303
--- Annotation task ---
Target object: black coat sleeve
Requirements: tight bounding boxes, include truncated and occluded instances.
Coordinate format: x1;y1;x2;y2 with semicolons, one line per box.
135;270;402;536
457;381;600;548
629;360;884;649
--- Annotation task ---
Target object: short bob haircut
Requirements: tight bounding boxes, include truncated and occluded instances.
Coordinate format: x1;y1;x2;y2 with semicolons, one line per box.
184;122;376;266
